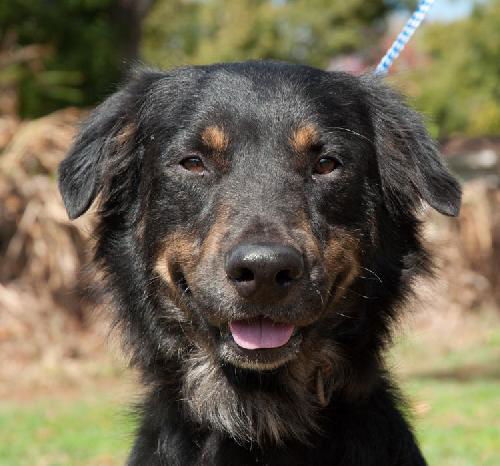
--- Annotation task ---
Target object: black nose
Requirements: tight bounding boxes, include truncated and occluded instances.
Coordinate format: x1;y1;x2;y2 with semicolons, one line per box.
225;243;304;300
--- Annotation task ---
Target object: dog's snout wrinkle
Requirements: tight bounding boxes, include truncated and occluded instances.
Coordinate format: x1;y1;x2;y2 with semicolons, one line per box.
225;243;304;301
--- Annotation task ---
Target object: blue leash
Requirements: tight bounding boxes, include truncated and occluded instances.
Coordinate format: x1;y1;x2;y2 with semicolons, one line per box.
376;0;436;75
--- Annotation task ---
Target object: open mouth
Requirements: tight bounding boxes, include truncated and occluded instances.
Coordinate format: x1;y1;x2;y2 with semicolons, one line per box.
168;265;310;370
218;316;302;370
229;316;295;350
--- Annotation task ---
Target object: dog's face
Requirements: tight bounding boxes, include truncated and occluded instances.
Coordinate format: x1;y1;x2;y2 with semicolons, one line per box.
144;68;377;372
59;61;460;443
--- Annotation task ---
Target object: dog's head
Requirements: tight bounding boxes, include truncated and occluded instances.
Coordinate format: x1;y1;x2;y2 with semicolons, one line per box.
59;61;460;443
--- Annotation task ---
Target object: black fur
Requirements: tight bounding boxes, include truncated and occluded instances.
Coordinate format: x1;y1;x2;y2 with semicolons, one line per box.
59;61;461;465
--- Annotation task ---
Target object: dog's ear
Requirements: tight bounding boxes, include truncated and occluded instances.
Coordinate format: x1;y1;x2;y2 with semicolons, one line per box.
361;76;461;217
58;89;131;219
58;69;161;220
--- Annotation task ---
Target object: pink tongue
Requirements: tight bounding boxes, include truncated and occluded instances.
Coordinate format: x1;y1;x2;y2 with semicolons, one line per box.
229;317;294;350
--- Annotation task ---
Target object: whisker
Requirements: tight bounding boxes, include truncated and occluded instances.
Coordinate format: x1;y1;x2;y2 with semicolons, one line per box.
327;127;373;144
335;284;376;300
360;267;383;283
313;286;325;306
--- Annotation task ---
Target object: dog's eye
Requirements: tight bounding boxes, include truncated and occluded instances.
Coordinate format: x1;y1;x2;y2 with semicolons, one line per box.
313;157;338;175
180;157;205;174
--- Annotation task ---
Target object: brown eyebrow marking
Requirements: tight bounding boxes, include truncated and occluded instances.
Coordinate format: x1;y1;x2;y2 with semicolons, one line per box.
290;124;320;152
201;125;229;152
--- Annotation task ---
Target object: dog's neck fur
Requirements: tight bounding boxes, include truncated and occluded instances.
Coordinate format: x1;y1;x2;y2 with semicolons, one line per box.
178;325;381;446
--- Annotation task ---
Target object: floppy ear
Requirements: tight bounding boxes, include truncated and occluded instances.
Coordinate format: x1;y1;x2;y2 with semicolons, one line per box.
58;69;162;220
361;76;461;217
58;89;131;219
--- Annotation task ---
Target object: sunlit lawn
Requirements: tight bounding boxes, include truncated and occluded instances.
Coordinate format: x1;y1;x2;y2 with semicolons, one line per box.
0;395;132;466
2;318;499;466
408;379;500;465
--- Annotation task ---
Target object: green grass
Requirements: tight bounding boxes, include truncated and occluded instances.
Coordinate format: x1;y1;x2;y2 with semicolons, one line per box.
391;314;500;465
0;395;132;466
2;319;499;465
408;379;500;465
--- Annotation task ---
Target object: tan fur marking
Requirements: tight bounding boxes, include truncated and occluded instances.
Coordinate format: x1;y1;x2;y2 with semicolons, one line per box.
154;231;198;292
290;124;319;153
201;125;229;152
323;231;361;304
115;122;136;146
199;205;231;260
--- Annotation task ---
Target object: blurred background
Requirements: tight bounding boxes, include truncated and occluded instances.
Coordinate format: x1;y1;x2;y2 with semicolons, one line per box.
0;0;498;464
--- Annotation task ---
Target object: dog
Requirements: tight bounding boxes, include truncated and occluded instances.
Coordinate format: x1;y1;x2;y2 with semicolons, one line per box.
58;61;461;465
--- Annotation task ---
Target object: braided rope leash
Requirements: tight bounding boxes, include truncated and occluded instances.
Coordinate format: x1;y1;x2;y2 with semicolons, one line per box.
375;0;436;75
